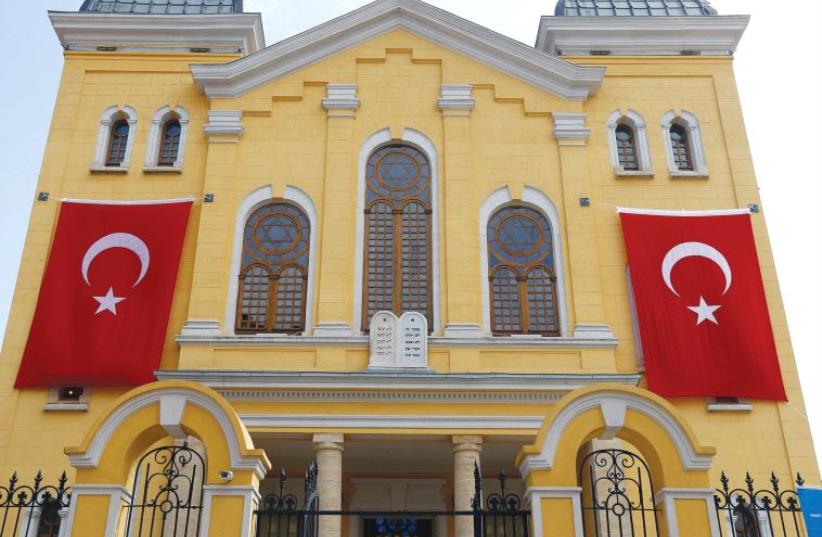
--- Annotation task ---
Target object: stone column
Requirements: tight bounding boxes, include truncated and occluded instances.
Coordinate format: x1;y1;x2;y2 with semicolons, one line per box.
453;435;483;537
313;85;360;337
314;434;345;537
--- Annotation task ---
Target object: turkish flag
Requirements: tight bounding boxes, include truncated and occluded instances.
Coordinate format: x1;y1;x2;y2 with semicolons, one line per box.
619;209;786;401
15;200;192;387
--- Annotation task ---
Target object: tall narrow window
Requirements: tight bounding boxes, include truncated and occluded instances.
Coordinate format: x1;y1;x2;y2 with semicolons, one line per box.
236;202;310;334
669;123;693;171
487;206;559;336
158;119;181;166
363;144;432;331
106;120;130;166
615;124;639;171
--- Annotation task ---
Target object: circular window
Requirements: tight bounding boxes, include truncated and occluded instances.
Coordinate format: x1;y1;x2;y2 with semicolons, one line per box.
496;214;544;257
488;206;553;266
244;203;310;265
375;151;421;192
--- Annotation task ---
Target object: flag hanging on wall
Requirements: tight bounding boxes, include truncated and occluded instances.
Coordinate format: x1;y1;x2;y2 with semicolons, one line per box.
15;199;193;387
618;208;786;401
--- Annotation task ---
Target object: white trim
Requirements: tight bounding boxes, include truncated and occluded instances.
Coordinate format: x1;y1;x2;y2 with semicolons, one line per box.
204;109;243;138
617;207;750;217
438;84;475;115
49;12;264;55
67;388;267;479
654;488;721;537
91;104;137;171
144;105;190;171
479;185;569;337
524;487;584;537
199;486;260;537
190;0;604;100
536;15;750;57
353;128;442;335
156;370;641;392
519;390;713;478
61;197;196;205
607;109;652;173
322;84;361;116
241;414;544;430
661;110;708;176
552;113;590;141
706;399;753;412
222;185;319;336
62;485;130;537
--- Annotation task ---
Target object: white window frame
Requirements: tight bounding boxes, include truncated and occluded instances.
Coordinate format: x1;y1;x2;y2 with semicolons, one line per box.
144;105;189;173
479;185;568;338
224;185;319;336
91;105;137;173
607;109;652;176
661;110;708;177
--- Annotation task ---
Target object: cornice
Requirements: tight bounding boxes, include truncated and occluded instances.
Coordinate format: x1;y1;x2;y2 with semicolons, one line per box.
49;11;265;55
175;334;618;348
536;15;750;57
240;414;545;431
190;0;604;100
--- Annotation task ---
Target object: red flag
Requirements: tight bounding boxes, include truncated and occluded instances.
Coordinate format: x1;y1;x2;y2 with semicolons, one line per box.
619;208;786;401
15;200;192;387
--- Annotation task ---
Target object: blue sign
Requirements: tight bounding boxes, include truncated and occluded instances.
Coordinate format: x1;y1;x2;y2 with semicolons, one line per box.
798;487;822;536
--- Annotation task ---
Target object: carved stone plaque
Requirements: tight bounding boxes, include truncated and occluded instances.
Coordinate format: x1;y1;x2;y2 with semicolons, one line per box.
369;311;398;368
399;312;428;368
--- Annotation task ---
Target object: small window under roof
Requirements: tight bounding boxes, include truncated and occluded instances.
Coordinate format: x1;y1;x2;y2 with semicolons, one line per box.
79;0;243;14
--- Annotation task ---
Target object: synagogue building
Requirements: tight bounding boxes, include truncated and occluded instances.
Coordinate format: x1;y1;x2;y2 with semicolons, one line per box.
0;0;818;536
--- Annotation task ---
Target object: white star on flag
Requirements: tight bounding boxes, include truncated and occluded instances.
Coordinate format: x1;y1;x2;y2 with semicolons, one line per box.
687;296;721;326
93;287;126;315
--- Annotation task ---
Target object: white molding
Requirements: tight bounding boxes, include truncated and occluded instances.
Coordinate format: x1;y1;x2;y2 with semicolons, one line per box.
519;390;713;478
607;109;652;173
353;128;442;335
224;390;565;404
654;488;720;537
67;388;267;479
438;84;475;115
706;399;753;413
91;104;137;170
62;485;130;537
552;112;590;141
617;207;750;217
204;109;243;139
536;15;750;57
200;486;260;537
190;0;604;100
443;324;484;338
479;185;570;338
181;319;222;337
49;12;264;55
144;105;189;171
572;324;615;340
524;487;583;537
661;110;708;175
222;184;319;336
241;414;544;430
156;370;641;393
322;84;360;117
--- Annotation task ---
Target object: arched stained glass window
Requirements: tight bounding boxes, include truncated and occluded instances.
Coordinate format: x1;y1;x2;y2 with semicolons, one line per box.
106;119;130;166
669;123;693;171
487;206;559;336
158;119;181;166
236;202;310;334
615;123;639;171
363;144;432;331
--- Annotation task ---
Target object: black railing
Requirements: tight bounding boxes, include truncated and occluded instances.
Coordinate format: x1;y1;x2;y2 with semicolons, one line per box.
255;462;318;537
0;471;71;537
714;471;808;537
474;465;531;537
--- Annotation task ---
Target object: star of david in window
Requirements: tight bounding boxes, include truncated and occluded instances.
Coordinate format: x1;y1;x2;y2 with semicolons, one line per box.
255;214;299;255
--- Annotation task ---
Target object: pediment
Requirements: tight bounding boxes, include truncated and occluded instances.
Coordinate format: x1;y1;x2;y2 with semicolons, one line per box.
190;0;605;101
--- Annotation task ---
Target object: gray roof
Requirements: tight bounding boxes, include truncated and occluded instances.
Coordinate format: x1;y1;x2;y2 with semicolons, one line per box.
79;0;243;14
554;0;717;16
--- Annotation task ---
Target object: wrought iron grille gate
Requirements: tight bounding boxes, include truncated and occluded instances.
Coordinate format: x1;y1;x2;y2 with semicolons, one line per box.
579;448;660;537
253;463;530;537
714;472;808;537
124;443;206;537
0;471;71;537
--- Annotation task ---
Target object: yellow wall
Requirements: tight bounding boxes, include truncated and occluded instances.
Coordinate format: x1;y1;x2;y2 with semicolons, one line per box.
0;27;817;492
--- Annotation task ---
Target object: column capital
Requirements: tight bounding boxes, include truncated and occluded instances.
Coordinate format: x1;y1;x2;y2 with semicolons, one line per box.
438;84;475;117
322;84;360;118
552;112;590;143
313;433;345;453
452;435;483;453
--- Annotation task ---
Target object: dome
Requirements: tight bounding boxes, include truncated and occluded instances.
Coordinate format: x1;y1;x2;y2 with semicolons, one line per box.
554;0;717;17
79;0;243;14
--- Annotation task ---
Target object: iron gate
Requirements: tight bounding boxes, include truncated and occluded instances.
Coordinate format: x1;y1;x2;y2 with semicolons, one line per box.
579;448;660;537
714;472;808;537
0;471;71;537
254;462;318;537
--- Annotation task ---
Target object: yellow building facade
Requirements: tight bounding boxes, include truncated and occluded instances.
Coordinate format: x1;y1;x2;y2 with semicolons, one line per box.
0;0;817;536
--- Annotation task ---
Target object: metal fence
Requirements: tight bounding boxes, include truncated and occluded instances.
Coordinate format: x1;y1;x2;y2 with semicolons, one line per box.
714;471;808;537
0;471;71;537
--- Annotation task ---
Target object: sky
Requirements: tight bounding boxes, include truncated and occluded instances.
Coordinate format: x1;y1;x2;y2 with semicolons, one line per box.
0;0;820;470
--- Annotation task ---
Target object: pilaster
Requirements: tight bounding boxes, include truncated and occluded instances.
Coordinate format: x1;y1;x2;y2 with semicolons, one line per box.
314;85;360;337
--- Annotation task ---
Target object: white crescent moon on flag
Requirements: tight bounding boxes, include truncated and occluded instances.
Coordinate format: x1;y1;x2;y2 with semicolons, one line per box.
81;232;150;287
661;241;732;297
